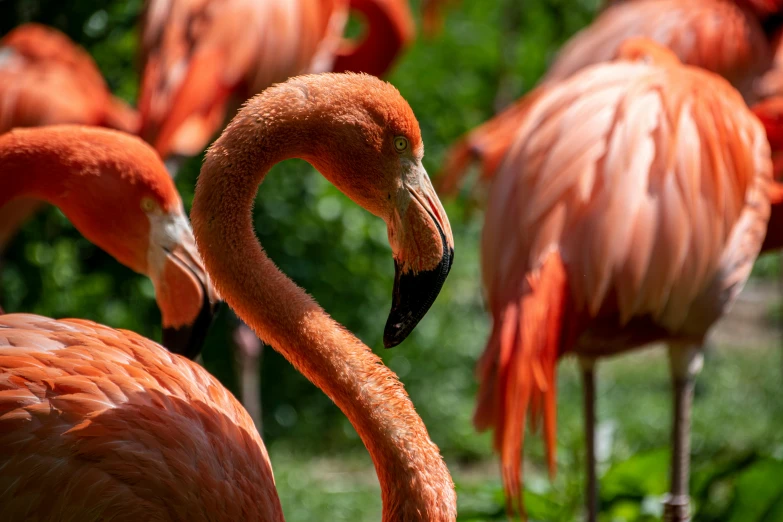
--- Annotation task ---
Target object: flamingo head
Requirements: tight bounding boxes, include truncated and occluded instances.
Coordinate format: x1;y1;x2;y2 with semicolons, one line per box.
51;129;219;359
287;73;454;347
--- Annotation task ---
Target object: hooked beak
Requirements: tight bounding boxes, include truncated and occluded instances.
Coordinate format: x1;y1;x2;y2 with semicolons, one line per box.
384;164;454;347
156;239;219;359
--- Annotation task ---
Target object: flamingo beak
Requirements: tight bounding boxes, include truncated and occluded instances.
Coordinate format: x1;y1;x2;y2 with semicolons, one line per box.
156;239;220;359
384;164;454;347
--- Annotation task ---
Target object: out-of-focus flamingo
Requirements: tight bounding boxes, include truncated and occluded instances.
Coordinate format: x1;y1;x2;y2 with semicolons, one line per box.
138;0;413;162
0;73;457;521
0;23;140;255
0;125;217;359
0;24;138;133
474;39;771;521
437;0;773;195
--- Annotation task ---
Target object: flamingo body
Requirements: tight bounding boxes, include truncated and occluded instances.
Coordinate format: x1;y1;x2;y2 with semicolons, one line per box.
138;0;415;159
475;41;771;514
0;24;138;134
438;0;772;194
139;0;345;157
0;313;282;522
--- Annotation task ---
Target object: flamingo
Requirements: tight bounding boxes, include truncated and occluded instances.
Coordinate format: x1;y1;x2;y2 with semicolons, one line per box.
0;72;457;521
437;0;774;196
0;125;217;359
472;39;771;521
138;0;413;162
0;23;140;256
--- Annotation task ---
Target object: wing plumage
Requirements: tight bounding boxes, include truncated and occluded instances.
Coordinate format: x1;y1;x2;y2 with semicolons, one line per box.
0;314;283;522
138;0;348;157
485;57;770;333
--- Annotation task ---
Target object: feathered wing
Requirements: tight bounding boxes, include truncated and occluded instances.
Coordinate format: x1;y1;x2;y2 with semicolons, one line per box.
138;0;348;158
0;314;283;522
545;0;769;92
476;56;771;513
436;0;769;197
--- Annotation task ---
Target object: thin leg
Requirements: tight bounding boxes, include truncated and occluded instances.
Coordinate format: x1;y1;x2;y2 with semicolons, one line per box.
663;345;703;522
233;318;264;432
580;357;598;522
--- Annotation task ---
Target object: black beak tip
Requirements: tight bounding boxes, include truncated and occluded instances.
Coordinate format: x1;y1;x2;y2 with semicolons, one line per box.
383;242;453;349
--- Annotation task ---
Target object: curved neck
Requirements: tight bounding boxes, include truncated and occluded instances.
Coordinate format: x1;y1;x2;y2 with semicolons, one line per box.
334;0;413;78
192;99;455;521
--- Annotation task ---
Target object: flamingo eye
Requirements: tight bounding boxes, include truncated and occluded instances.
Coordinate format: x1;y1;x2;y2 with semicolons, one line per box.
394;136;408;153
140;197;158;213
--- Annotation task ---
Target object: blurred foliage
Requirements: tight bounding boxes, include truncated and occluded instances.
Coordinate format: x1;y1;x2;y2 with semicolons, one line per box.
2;0;783;521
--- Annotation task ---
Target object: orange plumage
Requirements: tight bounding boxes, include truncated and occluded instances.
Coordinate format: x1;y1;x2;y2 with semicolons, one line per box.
0;313;282;522
437;0;772;196
475;40;771;516
0;24;138;134
137;0;413;160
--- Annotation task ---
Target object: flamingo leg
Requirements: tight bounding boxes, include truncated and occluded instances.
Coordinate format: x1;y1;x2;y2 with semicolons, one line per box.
233;316;264;432
663;345;703;522
580;356;598;522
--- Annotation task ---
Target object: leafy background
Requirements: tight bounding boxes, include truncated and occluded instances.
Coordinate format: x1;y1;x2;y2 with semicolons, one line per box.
2;0;783;520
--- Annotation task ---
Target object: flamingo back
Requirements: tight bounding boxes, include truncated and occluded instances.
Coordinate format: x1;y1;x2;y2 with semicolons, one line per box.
477;45;771;513
436;0;770;197
138;0;348;157
485;53;770;336
546;0;770;98
0;313;283;522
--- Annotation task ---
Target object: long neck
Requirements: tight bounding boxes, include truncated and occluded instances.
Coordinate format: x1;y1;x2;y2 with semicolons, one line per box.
334;0;413;78
192;101;456;521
